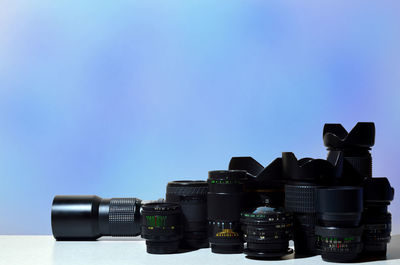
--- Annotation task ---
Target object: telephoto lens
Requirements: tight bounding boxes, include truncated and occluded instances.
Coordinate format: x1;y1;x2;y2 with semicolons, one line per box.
141;202;183;254
207;170;247;254
324;122;375;182
315;187;364;262
229;157;285;208
283;152;340;257
166;180;209;249
241;206;293;259
52;195;142;240
362;177;394;257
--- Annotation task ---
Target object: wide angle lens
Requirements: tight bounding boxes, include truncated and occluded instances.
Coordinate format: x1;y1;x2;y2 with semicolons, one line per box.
315;187;363;262
141;202;183;254
166;180;209;249
241;206;293;259
207;170;247;254
51;195;142;240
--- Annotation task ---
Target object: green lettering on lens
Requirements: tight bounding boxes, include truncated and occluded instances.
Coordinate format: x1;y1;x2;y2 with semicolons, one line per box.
146;215;167;227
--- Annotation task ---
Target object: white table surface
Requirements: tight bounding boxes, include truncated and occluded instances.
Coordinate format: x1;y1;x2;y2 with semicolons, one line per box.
0;235;399;265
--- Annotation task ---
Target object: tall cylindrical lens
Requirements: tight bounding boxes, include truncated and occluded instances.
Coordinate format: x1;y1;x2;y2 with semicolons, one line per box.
166;180;208;249
241;206;293;259
141;203;183;254
207;170;246;254
51;195;142;240
362;178;394;257
315;187;363;262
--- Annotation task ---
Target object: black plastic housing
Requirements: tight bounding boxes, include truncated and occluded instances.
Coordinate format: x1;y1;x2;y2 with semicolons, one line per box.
315;187;364;262
166;180;209;249
241;206;293;259
362;177;394;256
141;202;183;254
207;170;246;254
51;195;142;240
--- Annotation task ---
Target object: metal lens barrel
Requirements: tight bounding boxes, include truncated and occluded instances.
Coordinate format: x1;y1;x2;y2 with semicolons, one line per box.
207;170;246;254
141;203;183;254
51;195;142;240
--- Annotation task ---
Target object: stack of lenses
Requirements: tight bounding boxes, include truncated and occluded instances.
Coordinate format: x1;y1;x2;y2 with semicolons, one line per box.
362;177;394;257
283;152;339;257
207;170;246;254
166;180;209;249
241;206;293;259
141;203;183;254
315;187;363;262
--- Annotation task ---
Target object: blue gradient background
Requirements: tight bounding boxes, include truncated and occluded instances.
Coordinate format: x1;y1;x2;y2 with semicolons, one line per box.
0;1;399;235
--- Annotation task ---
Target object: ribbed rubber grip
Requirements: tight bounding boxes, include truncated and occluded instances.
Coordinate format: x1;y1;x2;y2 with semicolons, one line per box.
109;198;141;236
345;156;372;178
166;186;208;196
285;185;319;213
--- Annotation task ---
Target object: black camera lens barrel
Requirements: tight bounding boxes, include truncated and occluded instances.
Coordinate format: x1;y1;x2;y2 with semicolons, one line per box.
323;122;375;180
51;195;142;240
241;207;293;259
315;186;364;262
362;177;394;256
141;202;183;254
207;170;246;254
166;180;209;249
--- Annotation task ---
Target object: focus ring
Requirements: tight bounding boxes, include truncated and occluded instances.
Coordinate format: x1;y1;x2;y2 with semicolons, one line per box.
109;198;141;236
285;185;319;213
345;156;372;178
166;186;208;196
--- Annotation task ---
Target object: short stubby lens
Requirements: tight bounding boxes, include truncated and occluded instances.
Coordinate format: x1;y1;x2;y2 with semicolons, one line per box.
207;170;247;254
166;180;209;249
315;186;363;262
241;206;293;259
141;203;183;254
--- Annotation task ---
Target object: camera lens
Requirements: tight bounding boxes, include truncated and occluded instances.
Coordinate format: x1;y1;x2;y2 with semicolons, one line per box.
283;152;339;256
362;177;394;257
324;122;375;181
229;157;285;208
141;202;183;254
315;187;363;262
51;195;142;240
166;180;208;249
207;170;246;254
241;206;293;259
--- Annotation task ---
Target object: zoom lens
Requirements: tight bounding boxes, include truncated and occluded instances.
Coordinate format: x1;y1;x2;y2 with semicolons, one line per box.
51;195;142;240
207;170;246;254
283;152;340;257
241;206;293;259
141;203;183;254
362;177;394;257
324;122;375;182
315;187;363;262
166;180;208;249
